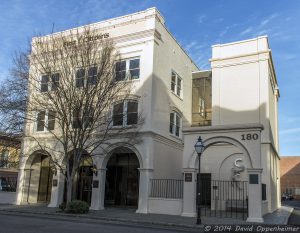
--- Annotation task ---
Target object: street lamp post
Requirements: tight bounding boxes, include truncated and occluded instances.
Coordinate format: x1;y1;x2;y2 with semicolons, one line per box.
194;136;205;225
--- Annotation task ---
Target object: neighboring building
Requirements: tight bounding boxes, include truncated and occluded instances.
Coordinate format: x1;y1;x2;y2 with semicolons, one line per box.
280;156;300;199
16;8;280;223
0;133;21;191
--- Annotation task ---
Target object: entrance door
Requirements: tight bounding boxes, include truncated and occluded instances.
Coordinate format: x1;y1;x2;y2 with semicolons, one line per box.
105;153;139;207
200;173;211;206
77;166;93;204
37;155;53;202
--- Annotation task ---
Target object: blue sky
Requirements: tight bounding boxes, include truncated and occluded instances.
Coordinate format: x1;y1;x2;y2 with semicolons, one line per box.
0;0;299;155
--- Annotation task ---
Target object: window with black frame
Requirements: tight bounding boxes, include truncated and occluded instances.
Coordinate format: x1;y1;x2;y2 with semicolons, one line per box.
115;58;140;81
112;100;138;126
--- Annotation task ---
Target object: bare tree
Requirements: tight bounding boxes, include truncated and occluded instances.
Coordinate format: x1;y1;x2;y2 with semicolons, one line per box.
2;26;141;204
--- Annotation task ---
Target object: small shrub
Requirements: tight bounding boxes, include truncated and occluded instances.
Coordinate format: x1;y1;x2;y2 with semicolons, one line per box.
58;202;66;211
66;200;89;214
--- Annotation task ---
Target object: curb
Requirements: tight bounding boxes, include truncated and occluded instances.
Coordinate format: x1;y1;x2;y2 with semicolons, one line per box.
0;209;203;230
283;206;294;225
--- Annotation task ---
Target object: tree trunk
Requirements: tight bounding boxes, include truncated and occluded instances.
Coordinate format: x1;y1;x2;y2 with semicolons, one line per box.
66;178;73;204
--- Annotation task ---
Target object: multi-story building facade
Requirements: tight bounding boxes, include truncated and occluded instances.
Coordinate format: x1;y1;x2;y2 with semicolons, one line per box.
16;8;280;223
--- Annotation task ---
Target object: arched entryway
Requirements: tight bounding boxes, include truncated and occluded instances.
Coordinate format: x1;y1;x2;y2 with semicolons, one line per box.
105;147;140;207
25;151;54;203
64;151;93;205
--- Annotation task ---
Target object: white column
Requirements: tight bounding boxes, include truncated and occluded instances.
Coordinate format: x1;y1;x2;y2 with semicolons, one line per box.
247;168;264;223
15;168;25;205
90;168;106;210
136;168;153;214
181;168;197;217
48;170;65;207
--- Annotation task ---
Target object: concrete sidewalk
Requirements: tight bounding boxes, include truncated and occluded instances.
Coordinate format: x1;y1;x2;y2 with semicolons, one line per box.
0;204;293;229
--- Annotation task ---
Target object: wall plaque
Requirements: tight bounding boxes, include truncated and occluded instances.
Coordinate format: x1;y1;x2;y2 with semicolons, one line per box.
185;173;192;182
52;179;58;187
93;180;99;188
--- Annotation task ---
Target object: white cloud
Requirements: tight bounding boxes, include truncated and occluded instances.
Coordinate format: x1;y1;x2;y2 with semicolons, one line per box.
197;14;206;24
280;127;300;135
240;27;253;36
260;13;279;26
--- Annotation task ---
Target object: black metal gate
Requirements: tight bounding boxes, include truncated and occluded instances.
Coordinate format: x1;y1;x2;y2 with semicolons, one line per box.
201;179;248;220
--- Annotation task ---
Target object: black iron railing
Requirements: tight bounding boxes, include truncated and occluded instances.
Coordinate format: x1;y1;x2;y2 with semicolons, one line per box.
150;179;183;199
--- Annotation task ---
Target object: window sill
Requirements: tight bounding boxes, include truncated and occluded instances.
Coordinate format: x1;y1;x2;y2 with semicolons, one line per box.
169;133;182;141
170;91;183;101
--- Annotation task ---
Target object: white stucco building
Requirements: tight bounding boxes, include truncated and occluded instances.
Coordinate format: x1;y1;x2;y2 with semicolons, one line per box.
16;8;280;223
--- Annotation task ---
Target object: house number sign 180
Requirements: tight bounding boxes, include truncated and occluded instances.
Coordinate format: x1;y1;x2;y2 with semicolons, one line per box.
241;133;259;140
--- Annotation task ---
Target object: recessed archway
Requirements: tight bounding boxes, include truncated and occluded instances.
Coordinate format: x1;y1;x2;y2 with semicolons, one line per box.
104;147;140;207
24;150;54;204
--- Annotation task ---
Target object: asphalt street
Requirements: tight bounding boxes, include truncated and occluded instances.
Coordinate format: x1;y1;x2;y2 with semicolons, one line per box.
0;213;199;233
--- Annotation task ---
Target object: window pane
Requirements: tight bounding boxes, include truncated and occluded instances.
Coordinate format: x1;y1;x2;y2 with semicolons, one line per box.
83;108;93;128
87;67;97;86
115;71;126;81
171;72;176;92
127;101;138;125
176;114;180;126
41;75;49;92
169;113;174;134
51;73;59;91
48;111;56;130
175;126;180;137
130;69;140;80
113;103;123;115
171;72;176;82
116;61;126;72
177;78;182;96
127;101;138;113
76;69;85;88
127;113;138;125
113;103;123;126
37;111;46;131
72;110;81;129
129;59;140;69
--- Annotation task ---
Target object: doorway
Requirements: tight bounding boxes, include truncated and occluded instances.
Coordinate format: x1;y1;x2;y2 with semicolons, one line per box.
37;155;53;203
105;152;139;207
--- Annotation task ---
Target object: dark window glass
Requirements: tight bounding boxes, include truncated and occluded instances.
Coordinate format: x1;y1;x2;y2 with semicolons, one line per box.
48;111;56;130
87;67;97;86
51;73;60;91
0;150;9;168
127;101;138;125
171;72;176;92
169;113;174;134
37;111;46;131
113;102;123;126
175;114;180;136
129;59;139;69
76;69;85;88
83;107;94;128
72;110;82;129
177;78;182;96
115;61;126;81
129;59;140;80
41;75;49;92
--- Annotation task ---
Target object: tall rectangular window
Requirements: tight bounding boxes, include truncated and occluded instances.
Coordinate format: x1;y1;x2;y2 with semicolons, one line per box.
113;102;124;126
115;58;140;81
127;101;138;125
76;68;85;88
41;75;49;92
87;66;97;86
72;109;82;129
115;60;126;81
37;111;46;131
171;71;182;98
0;150;9;168
47;110;56;130
169;112;181;137
83;107;94;128
51;73;60;91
